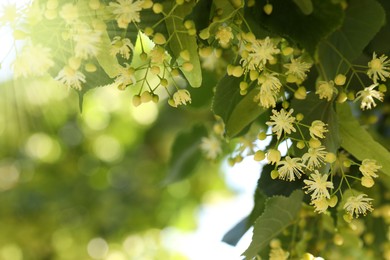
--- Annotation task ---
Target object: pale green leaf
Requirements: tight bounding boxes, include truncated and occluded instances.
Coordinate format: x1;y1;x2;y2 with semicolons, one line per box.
164;1;202;88
337;103;390;176
243;190;304;258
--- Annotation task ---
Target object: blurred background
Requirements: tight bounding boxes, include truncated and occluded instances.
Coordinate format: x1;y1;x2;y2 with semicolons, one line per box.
0;20;261;260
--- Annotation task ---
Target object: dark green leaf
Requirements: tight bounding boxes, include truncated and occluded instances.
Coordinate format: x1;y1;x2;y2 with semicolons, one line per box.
337;103;390;176
245;0;344;56
164;125;208;184
243;190;304;259
318;0;386;78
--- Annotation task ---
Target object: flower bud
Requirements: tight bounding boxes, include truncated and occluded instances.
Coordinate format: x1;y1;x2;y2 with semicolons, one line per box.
267;149;281;165
254;150;265;161
263;4;273;15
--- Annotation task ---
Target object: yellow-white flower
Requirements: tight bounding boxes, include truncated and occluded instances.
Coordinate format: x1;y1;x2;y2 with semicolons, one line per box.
215;25;234;48
200;136;222;160
109;0;144;28
315;80;335;101
303;171;333;200
73;22;101;59
150;46;168;64
173;89;191;106
309;120;328;140
277;156;305;181
359;159;381;178
114;63;136;88
110;36;134;59
13;44;54;78
266;109;296;139
367;52;390;83
355;83;384;110
254;72;282;108
267;149;281;165
283;57;312;81
302;146;327;170
343;194;373;218
55;65;86;90
241;36;280;71
269;247;289;260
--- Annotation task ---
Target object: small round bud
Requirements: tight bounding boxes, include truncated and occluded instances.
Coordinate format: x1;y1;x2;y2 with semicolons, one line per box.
294;86;307;100
343;160;351;168
182;62;194;72
160;78;168;87
240;81;248;90
141;91;152;103
187;28;197;36
334;74;346;86
282;101;289;109
333;234;344;246
309;138;321;148
140;52;148;61
240;89;247;95
153;33;166;45
249;70;259;81
199;29;210;40
247;0;255;7
267;149;281;165
180;50;190;61
296;113;304;121
347;91;355;101
44;9;57;20
152;3;163;13
361;176;374;188
337;91;348;103
271;170;279;179
168;98;177;107
296;141;305;149
282;47;294;56
144;27;154;36
150;65;161;75
228;157;235;166
152;94;160;103
235;155;243;163
232;66;244;77
258;132;267;140
85;63;97;72
379;84;387;92
184;20;194;29
171;69;180;77
142;0;153;8
328;196;338;207
227;64;235;75
263;4;273;15
325;152;337;163
254;150;265;161
132;95;141;107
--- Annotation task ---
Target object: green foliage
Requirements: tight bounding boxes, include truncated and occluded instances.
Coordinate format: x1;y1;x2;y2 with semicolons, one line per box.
165;125;208;184
337;103;390;175
243;190;304;259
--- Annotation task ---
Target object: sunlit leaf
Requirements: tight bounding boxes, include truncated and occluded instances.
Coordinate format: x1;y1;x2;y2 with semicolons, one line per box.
337;103;390;176
243;190;304;259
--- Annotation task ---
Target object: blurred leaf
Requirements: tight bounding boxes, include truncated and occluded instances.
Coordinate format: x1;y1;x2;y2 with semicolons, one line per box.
185;0;213;31
245;0;344;56
225;88;266;138
243;190;303;259
337;103;390;176
318;0;385;77
293;0;314;15
164;125;208;184
163;1;202;88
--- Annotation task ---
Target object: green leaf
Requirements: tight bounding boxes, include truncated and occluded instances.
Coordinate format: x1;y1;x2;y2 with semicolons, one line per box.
164;125;207;185
293;0;314;15
163;1;202;88
337;103;390;176
318;0;386;77
243;190;304;259
225;88;267;138
245;0;344;57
